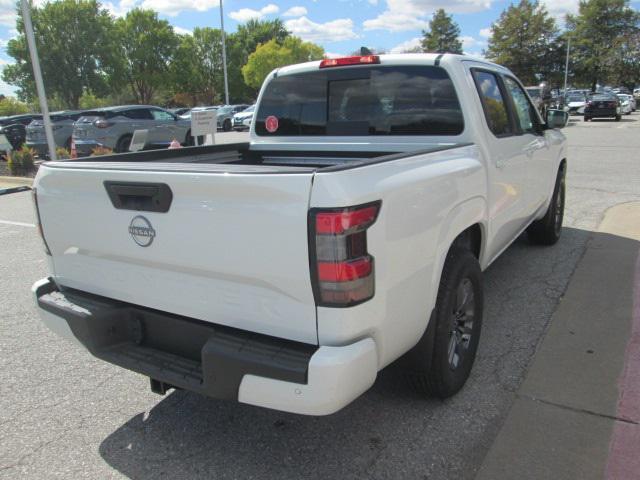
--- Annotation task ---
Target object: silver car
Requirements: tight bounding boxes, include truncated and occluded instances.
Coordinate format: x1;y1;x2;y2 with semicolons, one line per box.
216;105;250;131
25;110;86;157
73;105;192;155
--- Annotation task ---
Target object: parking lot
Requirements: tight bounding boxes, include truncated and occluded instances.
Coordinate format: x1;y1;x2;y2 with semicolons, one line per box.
1;115;640;479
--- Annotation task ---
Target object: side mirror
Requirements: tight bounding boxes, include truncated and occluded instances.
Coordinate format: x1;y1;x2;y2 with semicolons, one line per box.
546;109;569;129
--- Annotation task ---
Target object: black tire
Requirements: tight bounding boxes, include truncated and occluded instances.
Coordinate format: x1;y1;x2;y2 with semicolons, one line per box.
583;116;590;122
615;115;621;121
223;119;232;132
527;166;565;245
115;134;132;153
404;248;483;399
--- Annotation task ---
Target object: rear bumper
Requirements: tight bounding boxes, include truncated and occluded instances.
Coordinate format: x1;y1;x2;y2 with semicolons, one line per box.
584;108;618;118
25;141;49;156
32;277;377;415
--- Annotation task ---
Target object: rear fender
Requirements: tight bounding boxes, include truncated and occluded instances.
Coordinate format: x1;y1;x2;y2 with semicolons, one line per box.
429;196;488;308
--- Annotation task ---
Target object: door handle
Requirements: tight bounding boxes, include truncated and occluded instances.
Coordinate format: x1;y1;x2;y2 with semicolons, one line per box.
104;181;173;213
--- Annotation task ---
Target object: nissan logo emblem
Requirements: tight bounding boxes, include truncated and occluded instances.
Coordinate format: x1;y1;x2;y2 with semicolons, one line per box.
128;215;156;247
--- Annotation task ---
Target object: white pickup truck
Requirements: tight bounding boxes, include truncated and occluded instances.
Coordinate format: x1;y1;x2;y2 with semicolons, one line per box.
32;54;569;415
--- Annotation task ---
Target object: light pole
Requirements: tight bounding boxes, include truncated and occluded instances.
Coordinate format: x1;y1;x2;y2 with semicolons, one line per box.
21;0;56;160
563;37;571;103
219;0;230;105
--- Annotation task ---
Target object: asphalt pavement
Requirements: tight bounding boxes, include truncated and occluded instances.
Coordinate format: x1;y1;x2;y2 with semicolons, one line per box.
1;119;640;479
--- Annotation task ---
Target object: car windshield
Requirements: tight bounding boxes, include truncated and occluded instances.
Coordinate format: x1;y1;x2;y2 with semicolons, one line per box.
242;105;255;113
567;95;584;102
217;107;233;114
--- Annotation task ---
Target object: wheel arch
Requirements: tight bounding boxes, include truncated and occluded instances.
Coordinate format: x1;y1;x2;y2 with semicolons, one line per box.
429;196;488;308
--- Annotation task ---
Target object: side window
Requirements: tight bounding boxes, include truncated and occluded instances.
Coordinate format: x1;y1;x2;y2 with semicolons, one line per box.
124;109;153;120
472;70;512;137
504;77;538;134
151;109;174;121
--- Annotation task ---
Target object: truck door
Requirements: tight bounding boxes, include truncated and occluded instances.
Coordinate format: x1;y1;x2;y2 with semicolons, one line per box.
470;69;529;260
502;76;550;213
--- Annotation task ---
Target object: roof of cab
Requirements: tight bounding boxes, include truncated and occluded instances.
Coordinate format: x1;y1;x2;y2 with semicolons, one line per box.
273;53;509;78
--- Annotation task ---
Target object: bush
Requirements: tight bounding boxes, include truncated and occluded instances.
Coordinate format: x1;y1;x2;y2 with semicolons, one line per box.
91;146;112;156
55;147;71;159
7;146;35;175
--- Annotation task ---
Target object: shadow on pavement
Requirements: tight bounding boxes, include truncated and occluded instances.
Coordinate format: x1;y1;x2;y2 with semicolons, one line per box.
98;226;594;480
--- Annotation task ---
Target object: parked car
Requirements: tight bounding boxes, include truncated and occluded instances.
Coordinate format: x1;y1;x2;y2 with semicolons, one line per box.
616;94;633;114
584;94;621;121
32;53;569;416
25;110;87;157
72;105;192;155
179;106;217;121
525;83;552;116
0;114;42;152
618;93;636;112
634;87;640;101
565;92;588;115
232;105;255;131
169;107;191;116
216;104;250;131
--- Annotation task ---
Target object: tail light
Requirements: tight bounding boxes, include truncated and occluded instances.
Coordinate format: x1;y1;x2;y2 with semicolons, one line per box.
310;201;380;307
31;188;51;256
320;55;380;68
93;118;113;129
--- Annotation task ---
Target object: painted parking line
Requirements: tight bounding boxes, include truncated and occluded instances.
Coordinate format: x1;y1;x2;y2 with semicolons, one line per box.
0;219;36;228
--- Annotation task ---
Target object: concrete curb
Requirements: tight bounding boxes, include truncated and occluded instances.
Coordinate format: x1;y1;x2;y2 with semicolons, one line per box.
475;203;640;480
0;185;31;196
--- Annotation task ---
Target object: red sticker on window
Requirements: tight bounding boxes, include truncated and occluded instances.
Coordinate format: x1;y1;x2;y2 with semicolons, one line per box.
265;115;279;133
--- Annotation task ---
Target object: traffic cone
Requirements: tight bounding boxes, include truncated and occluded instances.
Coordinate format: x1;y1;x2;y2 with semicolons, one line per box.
70;139;77;159
168;138;182;149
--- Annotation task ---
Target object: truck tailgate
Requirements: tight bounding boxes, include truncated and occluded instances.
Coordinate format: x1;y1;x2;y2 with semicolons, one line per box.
35;165;318;344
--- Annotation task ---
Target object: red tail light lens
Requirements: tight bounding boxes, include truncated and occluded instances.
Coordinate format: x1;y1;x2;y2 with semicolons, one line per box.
319;55;380;68
310;202;380;306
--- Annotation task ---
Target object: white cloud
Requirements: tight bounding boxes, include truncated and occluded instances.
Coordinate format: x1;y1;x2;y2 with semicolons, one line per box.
324;52;346;58
173;26;193;35
390;37;422;53
540;0;579;19
283;6;307;17
461;35;485;50
364;0;492;32
368;0;379;4
140;0;220;16
285;16;358;42
0;58;17;97
479;27;491;38
229;4;279;22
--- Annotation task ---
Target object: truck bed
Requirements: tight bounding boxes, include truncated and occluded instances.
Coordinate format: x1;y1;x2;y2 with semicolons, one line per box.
45;142;469;173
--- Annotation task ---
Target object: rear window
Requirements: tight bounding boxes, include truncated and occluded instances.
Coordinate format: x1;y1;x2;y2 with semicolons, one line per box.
255;66;464;136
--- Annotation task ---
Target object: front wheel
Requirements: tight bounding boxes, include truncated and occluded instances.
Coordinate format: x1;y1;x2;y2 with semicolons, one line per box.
527;166;565;245
404;248;483;398
615;115;621;121
115;134;132;153
223;119;232;132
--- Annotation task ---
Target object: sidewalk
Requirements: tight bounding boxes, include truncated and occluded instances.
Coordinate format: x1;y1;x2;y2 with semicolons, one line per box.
476;203;640;480
0;175;33;195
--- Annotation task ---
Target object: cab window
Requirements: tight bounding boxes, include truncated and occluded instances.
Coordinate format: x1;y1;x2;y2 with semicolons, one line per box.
504;77;538;134
472;70;512;137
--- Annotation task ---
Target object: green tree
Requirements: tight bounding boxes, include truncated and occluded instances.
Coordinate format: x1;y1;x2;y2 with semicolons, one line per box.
114;9;179;104
171;28;225;106
566;0;639;91
242;36;324;90
485;1;560;85
421;9;463;54
227;19;290;101
2;0;116;108
0;97;30;116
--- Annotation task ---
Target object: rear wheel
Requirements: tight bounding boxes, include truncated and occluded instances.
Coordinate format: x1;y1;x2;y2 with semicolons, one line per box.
223;119;232;132
184;130;194;146
583;116;590;122
527;166;565;245
615;114;621;121
404;248;483;398
115;134;132;153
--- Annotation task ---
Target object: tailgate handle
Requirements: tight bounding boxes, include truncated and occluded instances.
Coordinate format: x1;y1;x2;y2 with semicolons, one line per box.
104;181;173;213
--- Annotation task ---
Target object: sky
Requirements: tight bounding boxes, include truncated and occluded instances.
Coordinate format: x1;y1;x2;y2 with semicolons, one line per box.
0;0;639;97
